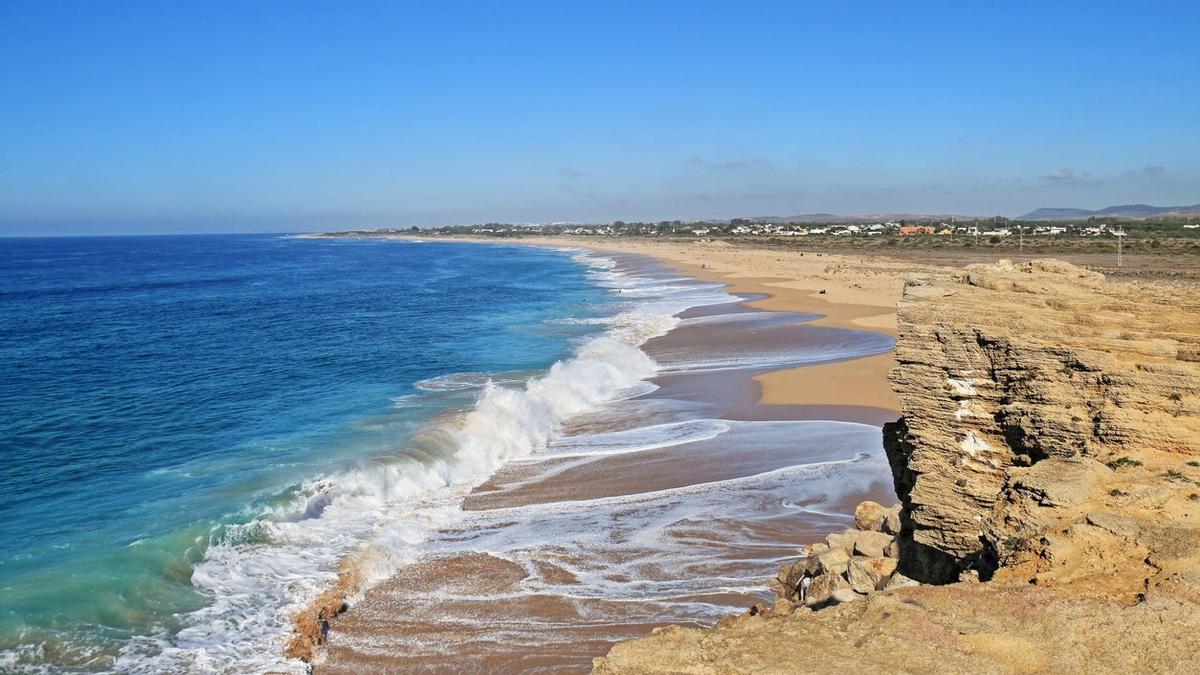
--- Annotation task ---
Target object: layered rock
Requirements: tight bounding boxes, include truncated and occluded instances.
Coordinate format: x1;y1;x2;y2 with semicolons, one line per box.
884;260;1200;583
594;260;1200;673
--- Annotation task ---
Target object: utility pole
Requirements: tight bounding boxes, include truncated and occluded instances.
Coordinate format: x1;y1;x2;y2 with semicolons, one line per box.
1116;226;1124;267
1019;220;1023;254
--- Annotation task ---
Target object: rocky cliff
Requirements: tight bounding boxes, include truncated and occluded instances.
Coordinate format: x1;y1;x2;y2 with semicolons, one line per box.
594;260;1200;673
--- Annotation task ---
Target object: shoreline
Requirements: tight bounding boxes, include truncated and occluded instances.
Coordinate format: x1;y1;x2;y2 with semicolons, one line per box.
298;236;916;669
310;233;913;413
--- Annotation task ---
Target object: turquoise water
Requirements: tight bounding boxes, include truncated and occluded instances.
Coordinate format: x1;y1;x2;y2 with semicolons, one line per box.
0;235;616;671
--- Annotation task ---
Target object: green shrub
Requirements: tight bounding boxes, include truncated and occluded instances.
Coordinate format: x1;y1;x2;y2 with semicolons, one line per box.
1106;456;1143;471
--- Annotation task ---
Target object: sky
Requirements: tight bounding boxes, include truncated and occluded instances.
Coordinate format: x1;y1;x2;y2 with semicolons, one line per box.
1;1;1198;235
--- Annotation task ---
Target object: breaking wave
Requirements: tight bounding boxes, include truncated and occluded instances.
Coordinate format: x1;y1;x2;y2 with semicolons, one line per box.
113;248;733;672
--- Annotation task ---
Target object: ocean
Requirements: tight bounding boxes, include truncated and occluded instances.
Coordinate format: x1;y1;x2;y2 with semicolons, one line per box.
0;235;895;672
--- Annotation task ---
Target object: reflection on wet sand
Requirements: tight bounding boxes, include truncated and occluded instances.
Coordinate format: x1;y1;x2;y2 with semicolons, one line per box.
317;253;897;673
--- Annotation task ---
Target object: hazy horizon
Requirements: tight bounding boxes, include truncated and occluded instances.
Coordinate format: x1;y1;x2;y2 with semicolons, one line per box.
3;1;1198;236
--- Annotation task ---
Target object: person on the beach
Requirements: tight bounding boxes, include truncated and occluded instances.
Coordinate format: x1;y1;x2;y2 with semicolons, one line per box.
799;575;812;603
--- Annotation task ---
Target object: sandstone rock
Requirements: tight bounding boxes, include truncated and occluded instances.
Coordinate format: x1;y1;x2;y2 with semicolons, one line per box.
772;596;796;615
884;572;921;590
808;542;830;555
1009;457;1110;509
886;538;901;558
829;587;864;605
883;505;902;535
816;548;851;576
1085;511;1141;540
854;501;888;531
825;530;857;555
804;571;851;608
853;530;894;558
779;556;820;592
884;259;1200;581
848;556;899;593
592;258;1200;675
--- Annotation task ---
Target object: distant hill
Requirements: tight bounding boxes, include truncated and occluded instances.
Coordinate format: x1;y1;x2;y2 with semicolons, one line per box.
1020;203;1200;220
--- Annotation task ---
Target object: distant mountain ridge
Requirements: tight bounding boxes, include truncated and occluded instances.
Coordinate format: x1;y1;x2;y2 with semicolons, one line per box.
1019;203;1200;220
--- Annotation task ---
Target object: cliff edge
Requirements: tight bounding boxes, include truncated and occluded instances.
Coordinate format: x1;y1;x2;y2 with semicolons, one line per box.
594;260;1200;673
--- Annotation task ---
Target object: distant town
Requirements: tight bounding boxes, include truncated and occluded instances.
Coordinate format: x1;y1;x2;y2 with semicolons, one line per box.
325;216;1200;243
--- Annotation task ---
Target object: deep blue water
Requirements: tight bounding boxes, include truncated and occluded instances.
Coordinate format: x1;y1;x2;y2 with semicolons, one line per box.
0;235;613;669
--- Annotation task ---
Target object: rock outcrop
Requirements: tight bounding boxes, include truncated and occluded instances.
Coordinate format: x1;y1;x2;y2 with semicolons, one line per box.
884;259;1200;585
594;260;1200;673
774;501;904;608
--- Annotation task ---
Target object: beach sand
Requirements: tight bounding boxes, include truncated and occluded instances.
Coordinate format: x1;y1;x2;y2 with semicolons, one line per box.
307;239;926;672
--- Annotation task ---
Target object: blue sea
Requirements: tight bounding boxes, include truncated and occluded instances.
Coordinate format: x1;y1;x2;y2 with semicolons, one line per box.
0;234;897;672
0;235;648;671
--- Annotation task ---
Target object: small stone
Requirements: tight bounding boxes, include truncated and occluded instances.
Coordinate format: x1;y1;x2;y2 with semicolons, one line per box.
853;530;894;558
816;548;851;576
825;530;857;555
958;569;980;584
776;565;791;587
830;588;864;605
884;573;920;591
886;539;901;559
773;596;796;615
883;505;903;535
805;571;851;608
854;501;888;531
848;556;899;592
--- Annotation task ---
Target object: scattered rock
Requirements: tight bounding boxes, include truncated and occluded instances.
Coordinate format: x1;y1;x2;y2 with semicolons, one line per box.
853;530;894;558
884;572;921;591
883;505;902;535
825;531;857;555
854;501;888;531
886;538;901;558
805;571;851;608
816;548;851;576
829;587;863;605
848;556;898;592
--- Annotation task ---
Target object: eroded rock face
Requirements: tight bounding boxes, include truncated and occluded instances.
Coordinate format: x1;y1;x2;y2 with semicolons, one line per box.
592;259;1200;674
884;260;1200;581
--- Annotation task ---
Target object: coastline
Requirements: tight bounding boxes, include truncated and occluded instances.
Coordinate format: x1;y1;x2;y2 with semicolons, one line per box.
306;233;918;412
295;235;922;669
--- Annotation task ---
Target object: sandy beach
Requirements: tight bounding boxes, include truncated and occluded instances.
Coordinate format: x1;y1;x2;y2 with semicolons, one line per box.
303;238;923;671
538;238;911;411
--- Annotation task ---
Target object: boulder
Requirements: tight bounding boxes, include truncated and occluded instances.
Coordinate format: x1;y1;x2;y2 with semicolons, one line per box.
853;530;895;558
779;556;820;592
772;596;796;615
807;542;830;555
816;548;851;576
886;538;901;558
804;571;851;608
830;587;864;605
883;505;903;535
825;530;857;555
883;572;921;591
848;556;899;592
854;501;888;531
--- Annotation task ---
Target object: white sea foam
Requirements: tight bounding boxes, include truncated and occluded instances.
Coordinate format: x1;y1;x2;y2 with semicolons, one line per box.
114;248;736;673
114;247;895;672
534;419;733;459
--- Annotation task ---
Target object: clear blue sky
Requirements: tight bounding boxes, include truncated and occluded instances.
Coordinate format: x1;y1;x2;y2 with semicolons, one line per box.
2;1;1198;235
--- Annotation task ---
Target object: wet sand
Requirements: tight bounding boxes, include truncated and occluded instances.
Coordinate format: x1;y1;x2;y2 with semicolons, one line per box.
313;243;908;673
